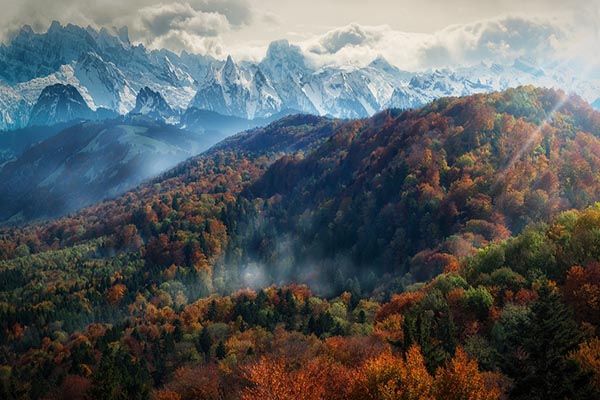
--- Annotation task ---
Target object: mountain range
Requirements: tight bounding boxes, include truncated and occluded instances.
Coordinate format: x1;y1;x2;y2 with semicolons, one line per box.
0;21;599;131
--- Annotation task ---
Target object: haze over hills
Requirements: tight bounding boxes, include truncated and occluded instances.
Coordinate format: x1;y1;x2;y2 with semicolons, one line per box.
0;83;294;224
0;118;214;223
0;21;598;131
0;106;290;224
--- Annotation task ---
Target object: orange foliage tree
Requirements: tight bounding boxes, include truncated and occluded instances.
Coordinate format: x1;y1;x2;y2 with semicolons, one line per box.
350;345;434;400
433;347;501;400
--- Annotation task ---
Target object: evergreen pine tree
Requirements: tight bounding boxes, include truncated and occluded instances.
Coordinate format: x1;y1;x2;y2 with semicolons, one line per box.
215;340;227;360
506;281;598;400
196;325;213;360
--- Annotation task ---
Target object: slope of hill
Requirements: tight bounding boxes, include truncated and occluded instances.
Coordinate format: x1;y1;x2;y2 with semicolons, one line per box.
238;86;600;285
0;122;77;165
2;87;600;281
0;117;241;223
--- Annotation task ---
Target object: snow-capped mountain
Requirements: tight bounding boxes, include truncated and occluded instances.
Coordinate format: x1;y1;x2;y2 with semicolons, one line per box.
259;40;317;115
28;83;95;126
0;22;210;130
188;55;281;119
0;83;29;130
130;87;176;123
303;62;405;118
0;21;599;131
386;70;492;110
73;51;134;113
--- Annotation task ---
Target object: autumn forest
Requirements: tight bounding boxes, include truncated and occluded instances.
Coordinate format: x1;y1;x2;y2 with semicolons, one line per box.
2;87;600;399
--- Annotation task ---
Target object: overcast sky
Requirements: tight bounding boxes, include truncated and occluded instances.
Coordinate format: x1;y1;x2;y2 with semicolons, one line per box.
0;0;598;73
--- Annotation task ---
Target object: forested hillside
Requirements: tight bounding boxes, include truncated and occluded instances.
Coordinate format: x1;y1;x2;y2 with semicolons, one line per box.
240;87;600;287
2;87;600;398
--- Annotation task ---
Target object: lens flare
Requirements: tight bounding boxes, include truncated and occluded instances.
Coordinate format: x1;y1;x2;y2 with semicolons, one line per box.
496;19;600;184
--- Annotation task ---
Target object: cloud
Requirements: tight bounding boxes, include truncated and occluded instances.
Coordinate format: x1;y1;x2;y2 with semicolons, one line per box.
0;0;253;56
137;2;228;36
300;15;594;73
309;23;383;54
128;2;231;53
145;30;226;56
192;0;252;26
0;0;596;74
421;17;567;66
261;11;282;26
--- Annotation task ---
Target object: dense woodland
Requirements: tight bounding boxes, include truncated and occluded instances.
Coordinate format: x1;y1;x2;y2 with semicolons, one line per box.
2;87;600;398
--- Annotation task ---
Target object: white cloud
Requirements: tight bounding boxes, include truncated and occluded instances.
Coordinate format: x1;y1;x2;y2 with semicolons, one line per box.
309;23;384;54
294;16;600;71
147;30;226;56
128;2;231;53
192;0;253;26
0;0;596;76
298;14;598;75
0;0;253;56
136;2;229;37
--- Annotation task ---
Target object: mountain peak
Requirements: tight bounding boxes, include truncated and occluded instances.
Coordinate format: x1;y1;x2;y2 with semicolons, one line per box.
263;39;306;66
260;39;309;87
117;26;130;45
222;55;240;82
130;86;175;122
20;25;34;35
266;39;291;55
28;83;94;127
48;20;62;33
368;55;398;73
37;83;84;101
99;27;111;36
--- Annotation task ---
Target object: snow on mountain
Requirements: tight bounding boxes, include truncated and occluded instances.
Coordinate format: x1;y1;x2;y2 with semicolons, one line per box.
302;58;410;118
387;69;492;110
385;61;600;111
0;22;201;129
0;21;599;131
0;22;100;84
259;40;317;114
189;55;282;119
130;87;176;123
0;83;29;130
14;65;85;106
303;67;375;118
74;52;135;113
387;86;430;110
28;83;95;126
592;98;600;111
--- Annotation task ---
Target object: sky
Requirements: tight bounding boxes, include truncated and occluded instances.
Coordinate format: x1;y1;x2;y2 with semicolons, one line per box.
0;0;598;74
